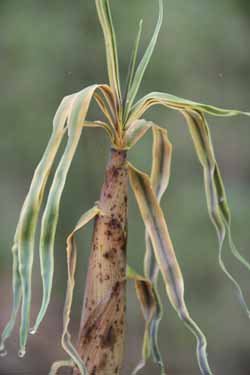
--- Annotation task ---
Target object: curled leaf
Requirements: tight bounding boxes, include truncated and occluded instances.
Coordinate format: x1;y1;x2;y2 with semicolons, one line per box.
50;205;100;375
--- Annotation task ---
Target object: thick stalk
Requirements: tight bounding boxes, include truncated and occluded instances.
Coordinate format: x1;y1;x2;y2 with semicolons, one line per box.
75;149;128;375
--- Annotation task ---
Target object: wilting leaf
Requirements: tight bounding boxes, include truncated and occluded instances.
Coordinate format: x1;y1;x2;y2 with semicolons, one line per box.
50;205;100;375
129;163;213;375
32;85;100;335
183;109;250;317
0;95;74;356
145;125;172;373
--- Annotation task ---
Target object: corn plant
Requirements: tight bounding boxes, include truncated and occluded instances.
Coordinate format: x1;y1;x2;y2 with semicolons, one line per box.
1;1;250;374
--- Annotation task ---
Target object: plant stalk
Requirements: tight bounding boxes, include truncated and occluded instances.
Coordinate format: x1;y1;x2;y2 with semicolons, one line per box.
74;148;128;375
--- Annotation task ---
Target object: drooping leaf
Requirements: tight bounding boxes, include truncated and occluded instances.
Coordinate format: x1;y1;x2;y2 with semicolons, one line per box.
129;125;172;373
183;110;250;317
84;120;115;143
50;205;100;375
0;95;74;357
145;125;172;373
32;85;99;337
95;0;121;101
129;163;213;375
127;91;250;126
125;0;163;118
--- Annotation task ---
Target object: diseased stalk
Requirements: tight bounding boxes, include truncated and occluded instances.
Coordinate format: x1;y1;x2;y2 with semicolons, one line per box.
75;148;128;375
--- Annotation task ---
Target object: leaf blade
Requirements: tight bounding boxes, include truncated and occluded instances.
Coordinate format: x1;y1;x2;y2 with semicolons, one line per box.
95;0;121;101
125;0;163;117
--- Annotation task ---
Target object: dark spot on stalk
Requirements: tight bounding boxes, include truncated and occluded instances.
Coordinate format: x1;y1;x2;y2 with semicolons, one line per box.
112;281;120;294
103;247;117;261
100;325;116;349
90;366;97;375
107;193;112;199
82;323;95;345
104;230;112;238
115;366;119;373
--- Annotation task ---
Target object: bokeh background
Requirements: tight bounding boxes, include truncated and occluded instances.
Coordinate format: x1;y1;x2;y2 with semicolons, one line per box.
0;0;250;374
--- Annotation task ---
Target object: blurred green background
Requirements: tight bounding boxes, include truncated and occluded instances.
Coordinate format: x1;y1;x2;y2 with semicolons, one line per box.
0;0;250;374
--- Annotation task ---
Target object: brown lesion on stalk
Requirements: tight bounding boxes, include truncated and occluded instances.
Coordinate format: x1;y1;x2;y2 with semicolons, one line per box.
74;149;128;375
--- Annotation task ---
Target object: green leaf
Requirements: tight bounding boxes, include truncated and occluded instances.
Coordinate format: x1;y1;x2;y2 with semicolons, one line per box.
129;163;213;375
123;19;143;118
125;0;163;118
95;0;121;101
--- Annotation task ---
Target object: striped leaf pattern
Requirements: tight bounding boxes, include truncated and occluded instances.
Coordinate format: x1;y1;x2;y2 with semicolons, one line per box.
1;84;108;358
144;126;172;373
0;94;74;356
124;0;163;119
129;163;213;375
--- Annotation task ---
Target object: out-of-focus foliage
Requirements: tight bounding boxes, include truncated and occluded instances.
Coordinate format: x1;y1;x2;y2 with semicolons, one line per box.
0;0;250;374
